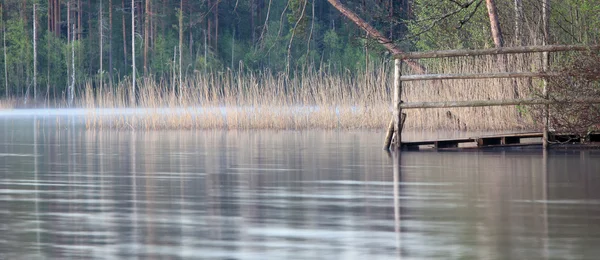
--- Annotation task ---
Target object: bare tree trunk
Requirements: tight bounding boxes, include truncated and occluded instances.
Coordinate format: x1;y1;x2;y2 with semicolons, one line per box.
325;0;425;73
143;0;149;74
178;1;183;97
55;0;59;36
214;1;218;48
514;0;522;45
122;0;127;66
88;0;92;74
109;0;113;83
485;0;504;47
131;0;135;105
47;9;50;104
258;0;272;47
542;0;550;45
67;1;70;44
100;0;103;93
69;24;75;106
78;0;81;40
306;0;315;64
207;0;211;48
33;3;37;101
2;5;7;98
251;0;255;43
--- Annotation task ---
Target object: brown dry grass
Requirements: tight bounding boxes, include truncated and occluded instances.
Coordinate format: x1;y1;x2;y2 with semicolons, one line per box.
0;98;16;110
81;54;543;130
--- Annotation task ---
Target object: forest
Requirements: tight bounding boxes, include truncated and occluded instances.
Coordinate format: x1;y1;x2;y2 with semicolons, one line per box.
0;0;598;104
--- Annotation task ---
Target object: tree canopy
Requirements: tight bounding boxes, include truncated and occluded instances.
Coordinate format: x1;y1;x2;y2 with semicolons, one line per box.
0;0;598;101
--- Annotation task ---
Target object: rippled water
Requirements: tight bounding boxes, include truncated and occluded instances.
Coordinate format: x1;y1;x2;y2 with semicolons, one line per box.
1;115;600;259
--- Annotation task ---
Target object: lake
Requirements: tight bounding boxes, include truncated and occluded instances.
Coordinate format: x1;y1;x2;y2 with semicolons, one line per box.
1;114;600;259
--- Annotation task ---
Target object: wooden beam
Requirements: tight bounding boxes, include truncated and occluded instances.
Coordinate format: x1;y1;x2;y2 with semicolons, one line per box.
383;117;394;150
400;71;560;81
399;98;600;109
395;44;600;60
393;59;403;150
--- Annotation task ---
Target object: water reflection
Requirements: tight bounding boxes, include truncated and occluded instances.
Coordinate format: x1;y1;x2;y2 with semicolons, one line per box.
1;117;600;259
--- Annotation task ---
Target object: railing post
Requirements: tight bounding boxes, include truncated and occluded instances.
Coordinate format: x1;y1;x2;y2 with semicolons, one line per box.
542;0;550;149
542;52;549;149
393;58;403;150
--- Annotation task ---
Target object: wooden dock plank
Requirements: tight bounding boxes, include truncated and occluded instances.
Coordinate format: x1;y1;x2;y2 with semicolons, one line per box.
401;132;545;150
401;132;600;150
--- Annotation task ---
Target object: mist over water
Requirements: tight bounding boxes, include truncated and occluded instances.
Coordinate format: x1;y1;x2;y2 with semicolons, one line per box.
1;114;600;259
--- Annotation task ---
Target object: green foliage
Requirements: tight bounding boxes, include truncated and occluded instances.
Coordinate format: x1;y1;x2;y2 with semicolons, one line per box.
0;0;598;101
408;0;493;50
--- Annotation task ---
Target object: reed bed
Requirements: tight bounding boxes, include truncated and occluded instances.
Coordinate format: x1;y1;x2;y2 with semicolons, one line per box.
81;54;543;130
0;98;17;110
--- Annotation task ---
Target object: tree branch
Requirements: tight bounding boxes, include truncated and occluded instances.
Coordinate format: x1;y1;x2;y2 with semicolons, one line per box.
326;0;426;73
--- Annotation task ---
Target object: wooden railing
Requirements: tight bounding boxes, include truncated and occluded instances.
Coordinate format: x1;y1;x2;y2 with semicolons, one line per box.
384;44;600;151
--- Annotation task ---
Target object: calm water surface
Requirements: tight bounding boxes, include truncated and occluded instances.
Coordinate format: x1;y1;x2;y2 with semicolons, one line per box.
1;115;600;260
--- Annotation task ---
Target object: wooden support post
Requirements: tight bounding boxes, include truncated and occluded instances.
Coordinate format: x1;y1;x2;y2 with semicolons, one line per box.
393;58;403;150
542;0;550;149
383;118;394;150
542;52;549;149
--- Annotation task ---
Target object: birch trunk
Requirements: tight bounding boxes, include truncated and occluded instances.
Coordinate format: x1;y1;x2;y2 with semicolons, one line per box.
131;0;135;105
33;3;37;100
143;0;149;74
69;24;75;106
99;0;103;93
178;1;183;97
514;0;522;45
109;0;113;83
2;6;7;97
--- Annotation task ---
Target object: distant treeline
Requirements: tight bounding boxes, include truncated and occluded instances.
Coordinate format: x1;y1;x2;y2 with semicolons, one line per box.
0;0;598;101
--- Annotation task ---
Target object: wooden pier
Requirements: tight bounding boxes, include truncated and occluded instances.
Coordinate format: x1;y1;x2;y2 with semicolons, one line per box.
383;43;600;151
401;132;600;151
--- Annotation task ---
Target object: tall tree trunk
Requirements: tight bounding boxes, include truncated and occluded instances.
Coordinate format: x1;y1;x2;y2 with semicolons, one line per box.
109;0;113;83
67;2;70;44
143;0;149;74
542;0;550;45
388;0;393;40
100;0;104;92
33;3;37;101
178;0;183;96
88;0;92;74
485;0;504;47
54;0;59;36
78;0;81;40
207;0;211;48
69;24;75;106
122;0;128;66
2;4;7;98
131;0;135;105
214;1;218;48
46;2;50;102
325;0;425;73
251;0;255;43
514;0;522;45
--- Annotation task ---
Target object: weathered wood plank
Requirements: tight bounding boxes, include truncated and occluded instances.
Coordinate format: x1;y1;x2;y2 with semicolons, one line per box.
400;71;560;81
395;44;600;60
393;59;403;150
399;98;600;109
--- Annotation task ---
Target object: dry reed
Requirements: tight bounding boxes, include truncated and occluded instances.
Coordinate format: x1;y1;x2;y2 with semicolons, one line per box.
78;54;544;130
0;98;16;110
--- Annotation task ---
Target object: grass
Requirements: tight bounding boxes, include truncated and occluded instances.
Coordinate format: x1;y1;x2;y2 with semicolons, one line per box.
6;54;548;131
0;98;16;110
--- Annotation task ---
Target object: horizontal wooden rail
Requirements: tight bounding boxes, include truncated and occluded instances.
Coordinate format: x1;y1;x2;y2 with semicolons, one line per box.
395;44;600;60
399;98;600;109
400;71;560;81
